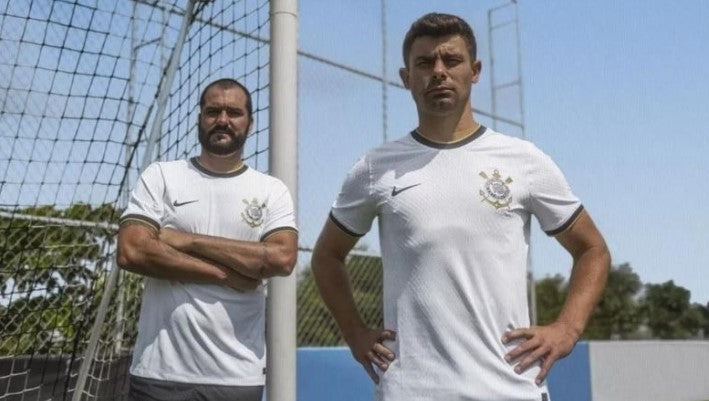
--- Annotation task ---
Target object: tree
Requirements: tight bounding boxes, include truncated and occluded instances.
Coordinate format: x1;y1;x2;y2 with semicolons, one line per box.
699;302;709;339
689;302;709;339
534;264;643;340
584;263;643;339
0;204;119;355
535;274;567;326
640;280;703;339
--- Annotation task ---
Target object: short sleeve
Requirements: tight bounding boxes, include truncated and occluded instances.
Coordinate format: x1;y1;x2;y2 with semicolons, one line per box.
119;163;166;230
526;145;583;236
260;179;298;241
329;155;378;237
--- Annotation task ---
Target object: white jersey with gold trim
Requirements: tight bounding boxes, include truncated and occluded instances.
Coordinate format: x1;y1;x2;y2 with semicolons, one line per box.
121;158;297;386
331;126;580;401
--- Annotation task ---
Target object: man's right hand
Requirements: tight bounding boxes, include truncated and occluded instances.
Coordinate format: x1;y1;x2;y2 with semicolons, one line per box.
345;327;397;384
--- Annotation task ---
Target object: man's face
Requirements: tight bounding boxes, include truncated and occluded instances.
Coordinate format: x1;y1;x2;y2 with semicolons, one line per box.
400;34;481;116
198;86;252;156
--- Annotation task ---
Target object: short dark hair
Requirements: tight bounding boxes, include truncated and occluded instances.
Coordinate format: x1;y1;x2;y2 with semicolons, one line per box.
199;78;253;120
402;13;477;67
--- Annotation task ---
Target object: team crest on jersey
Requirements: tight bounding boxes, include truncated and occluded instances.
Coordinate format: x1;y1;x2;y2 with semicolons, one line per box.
479;169;513;210
241;198;267;227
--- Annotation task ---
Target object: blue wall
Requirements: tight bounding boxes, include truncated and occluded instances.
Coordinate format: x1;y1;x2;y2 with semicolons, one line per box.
297;347;373;401
296;343;591;401
546;342;591;401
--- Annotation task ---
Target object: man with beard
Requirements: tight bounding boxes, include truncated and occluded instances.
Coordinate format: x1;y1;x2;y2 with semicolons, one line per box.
117;78;298;401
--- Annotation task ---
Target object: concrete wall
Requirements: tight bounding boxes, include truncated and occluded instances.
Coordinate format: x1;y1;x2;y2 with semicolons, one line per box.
589;341;709;401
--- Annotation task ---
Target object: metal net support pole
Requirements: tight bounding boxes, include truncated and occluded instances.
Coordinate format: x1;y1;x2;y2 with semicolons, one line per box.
267;0;298;400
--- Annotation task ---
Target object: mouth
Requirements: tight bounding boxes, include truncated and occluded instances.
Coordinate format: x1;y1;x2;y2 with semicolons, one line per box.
209;128;234;137
426;86;453;95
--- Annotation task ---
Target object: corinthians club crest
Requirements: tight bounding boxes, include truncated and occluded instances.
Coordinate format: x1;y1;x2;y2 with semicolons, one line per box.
241;198;266;228
479;169;513;210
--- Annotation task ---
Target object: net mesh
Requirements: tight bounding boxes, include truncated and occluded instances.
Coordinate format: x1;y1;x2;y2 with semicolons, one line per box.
1;0;524;399
0;0;269;399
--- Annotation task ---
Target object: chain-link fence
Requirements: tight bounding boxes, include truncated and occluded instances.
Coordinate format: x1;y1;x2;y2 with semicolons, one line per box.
1;0;270;399
297;253;382;346
1;0;522;399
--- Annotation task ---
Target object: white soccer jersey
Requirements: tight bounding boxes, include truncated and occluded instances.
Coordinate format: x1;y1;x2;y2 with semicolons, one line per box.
120;158;297;386
331;126;581;401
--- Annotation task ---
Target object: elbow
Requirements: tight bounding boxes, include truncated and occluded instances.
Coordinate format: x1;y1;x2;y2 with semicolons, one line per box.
272;250;297;277
596;240;612;271
116;243;131;269
310;242;332;277
116;241;143;271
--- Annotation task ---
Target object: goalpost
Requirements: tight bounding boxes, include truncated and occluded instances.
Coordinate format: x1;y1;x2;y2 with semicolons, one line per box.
0;1;296;399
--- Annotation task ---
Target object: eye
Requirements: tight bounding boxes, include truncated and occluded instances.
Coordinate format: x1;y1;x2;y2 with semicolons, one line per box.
226;108;244;118
415;58;433;67
444;57;463;67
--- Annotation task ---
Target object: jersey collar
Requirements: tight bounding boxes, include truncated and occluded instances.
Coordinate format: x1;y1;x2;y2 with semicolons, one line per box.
190;157;248;177
411;125;487;149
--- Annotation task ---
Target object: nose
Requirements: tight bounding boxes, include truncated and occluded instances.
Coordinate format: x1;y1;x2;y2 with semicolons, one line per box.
216;109;229;124
432;58;446;80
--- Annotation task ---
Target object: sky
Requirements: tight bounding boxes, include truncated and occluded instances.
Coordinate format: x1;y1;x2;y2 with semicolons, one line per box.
0;0;706;305
296;0;709;304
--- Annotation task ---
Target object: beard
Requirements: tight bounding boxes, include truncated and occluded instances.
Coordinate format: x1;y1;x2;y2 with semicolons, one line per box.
198;124;246;155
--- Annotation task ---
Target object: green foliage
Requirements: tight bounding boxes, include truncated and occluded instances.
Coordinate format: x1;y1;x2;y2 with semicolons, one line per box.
297;254;382;346
300;259;707;344
639;280;705;339
584;263;642;339
0;204;119;355
535;274;567;326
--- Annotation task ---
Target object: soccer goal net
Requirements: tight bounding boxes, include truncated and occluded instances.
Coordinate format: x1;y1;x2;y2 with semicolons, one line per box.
0;1;270;399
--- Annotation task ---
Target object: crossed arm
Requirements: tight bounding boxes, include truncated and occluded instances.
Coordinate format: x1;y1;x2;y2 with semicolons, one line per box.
116;221;298;291
503;209;610;384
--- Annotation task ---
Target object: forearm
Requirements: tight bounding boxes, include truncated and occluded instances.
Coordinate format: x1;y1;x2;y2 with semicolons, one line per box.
556;245;611;336
117;224;258;290
165;230;296;279
119;238;224;283
312;254;368;342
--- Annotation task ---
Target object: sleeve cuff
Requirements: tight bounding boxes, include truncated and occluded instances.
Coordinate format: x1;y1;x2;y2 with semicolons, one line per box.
329;211;366;238
119;214;160;231
260;226;299;241
544;204;584;236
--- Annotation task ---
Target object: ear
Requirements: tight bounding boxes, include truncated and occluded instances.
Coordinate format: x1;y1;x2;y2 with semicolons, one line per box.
399;67;410;89
471;60;482;84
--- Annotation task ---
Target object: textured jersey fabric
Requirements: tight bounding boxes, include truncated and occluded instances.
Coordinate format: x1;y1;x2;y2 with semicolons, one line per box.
330;126;580;401
121;158;297;386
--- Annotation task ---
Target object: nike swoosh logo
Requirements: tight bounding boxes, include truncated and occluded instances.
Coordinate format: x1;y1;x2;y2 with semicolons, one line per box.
172;199;199;207
391;183;421;196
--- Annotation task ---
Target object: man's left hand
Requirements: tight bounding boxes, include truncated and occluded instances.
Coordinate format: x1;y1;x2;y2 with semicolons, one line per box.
501;321;579;385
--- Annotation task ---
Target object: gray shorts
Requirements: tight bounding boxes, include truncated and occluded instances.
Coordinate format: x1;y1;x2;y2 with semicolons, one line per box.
128;374;263;401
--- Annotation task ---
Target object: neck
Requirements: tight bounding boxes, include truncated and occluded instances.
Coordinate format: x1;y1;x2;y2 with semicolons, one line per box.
197;151;244;174
416;103;479;143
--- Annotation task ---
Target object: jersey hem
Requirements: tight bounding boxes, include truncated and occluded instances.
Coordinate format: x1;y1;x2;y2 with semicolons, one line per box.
129;369;265;386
